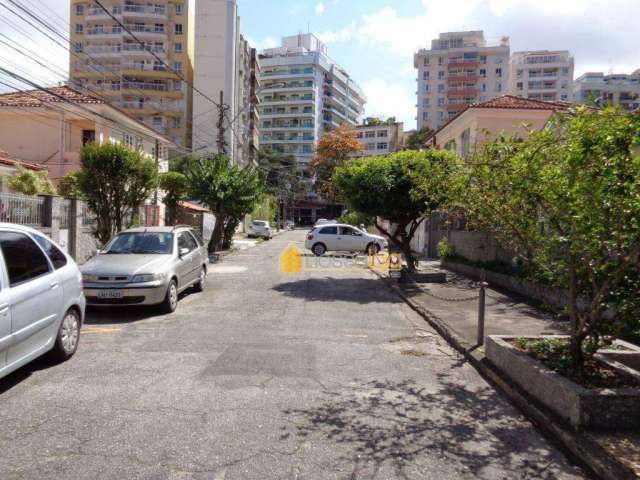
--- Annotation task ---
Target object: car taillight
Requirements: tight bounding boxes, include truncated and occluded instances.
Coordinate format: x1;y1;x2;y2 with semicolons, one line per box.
307;234;314;240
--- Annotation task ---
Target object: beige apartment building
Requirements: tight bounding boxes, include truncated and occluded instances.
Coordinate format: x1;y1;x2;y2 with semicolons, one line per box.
414;31;510;131
573;70;640;110
353;119;405;157
509;50;574;102
69;0;194;148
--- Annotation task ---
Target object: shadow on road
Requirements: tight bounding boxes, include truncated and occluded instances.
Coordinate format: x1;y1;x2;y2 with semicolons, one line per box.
0;355;60;396
272;277;400;304
280;376;583;479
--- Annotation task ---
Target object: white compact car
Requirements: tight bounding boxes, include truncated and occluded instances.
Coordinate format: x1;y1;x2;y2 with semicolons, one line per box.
305;224;387;256
248;220;273;239
0;223;85;380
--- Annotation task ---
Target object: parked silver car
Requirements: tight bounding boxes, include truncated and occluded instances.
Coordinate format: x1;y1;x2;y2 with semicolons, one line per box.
81;225;208;313
248;220;273;239
305;224;387;256
0;223;85;380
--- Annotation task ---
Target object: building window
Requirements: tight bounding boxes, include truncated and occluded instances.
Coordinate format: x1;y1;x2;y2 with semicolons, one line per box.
423;57;429;66
302;145;312;154
481;83;486;92
561;94;568;100
425;84;430;92
423;71;429;80
173;80;182;91
495;68;502;78
496;83;502;92
172;117;181;129
562;67;569;76
479;55;486;64
479;68;486;78
75;4;84;15
422;112;429;121
152;117;162;127
365;143;376;150
437;97;445;106
377;142;388;150
174;42;182;53
173;61;182;73
174;24;183;35
356;132;363;138
74;42;83;53
438;70;444;80
438;111;445;121
438;57;443;65
438;84;445;93
175;3;183;15
517;69;523;78
460;128;470;157
422;98;429;107
377;130;388;137
75;24;83;34
516;82;523;91
365;131;375;138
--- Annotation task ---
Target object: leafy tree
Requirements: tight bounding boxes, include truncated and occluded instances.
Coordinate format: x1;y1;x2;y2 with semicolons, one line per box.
463;107;640;370
405;126;435;151
179;153;263;253
57;171;84;198
338;210;375;228
310;124;362;200
158;171;189;226
78;143;158;244
333;149;460;271
8;167;56;195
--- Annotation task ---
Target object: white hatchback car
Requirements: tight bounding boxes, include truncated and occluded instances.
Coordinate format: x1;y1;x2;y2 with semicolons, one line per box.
305;224;387;256
0;223;85;380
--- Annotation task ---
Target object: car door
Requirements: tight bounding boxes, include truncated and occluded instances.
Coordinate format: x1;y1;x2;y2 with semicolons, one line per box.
316;226;338;251
0;230;63;367
338;226;365;252
176;231;199;287
0;263;10;372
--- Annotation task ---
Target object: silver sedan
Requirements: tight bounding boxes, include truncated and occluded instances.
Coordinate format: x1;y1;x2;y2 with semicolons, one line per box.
81;226;209;313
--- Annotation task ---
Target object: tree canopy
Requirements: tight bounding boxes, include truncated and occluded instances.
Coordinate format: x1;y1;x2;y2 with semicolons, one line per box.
463;106;640;368
78;143;158;244
333;149;461;270
158;171;189;226
8;167;56;196
404;126;435;151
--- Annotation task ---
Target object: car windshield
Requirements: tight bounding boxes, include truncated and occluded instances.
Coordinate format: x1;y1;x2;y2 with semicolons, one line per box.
104;232;174;254
253;221;267;227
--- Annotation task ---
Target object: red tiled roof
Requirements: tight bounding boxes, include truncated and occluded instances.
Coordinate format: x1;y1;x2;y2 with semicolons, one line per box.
425;95;572;146
0;85;108;108
178;200;209;213
0;150;46;171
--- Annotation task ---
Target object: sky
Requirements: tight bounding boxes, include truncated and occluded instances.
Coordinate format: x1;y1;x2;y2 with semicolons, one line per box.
0;0;638;130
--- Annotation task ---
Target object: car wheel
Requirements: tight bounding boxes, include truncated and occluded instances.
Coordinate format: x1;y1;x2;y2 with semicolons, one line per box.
367;243;381;255
312;243;326;256
49;308;81;361
194;267;206;292
160;279;178;314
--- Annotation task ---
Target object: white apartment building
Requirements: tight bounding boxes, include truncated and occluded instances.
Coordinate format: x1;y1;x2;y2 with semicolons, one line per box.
258;34;366;169
354;119;405;157
192;0;259;165
573;70;640;110
509;50;574;102
414;31;510;131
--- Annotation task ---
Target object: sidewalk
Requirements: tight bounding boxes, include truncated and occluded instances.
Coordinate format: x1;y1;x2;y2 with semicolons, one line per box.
402;260;568;348
381;260;640;480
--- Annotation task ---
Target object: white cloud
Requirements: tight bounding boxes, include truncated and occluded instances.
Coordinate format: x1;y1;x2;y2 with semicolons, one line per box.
314;3;325;16
247;36;278;51
362;79;415;127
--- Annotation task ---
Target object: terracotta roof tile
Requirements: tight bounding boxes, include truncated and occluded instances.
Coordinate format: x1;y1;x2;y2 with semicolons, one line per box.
0;85;108;108
425;95;572;145
178;200;209;213
0;150;46;171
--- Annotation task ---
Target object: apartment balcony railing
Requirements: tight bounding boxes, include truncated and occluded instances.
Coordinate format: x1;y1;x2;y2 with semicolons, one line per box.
261;112;315;118
123;4;166;15
122;44;166;55
121;63;173;73
447;75;479;83
260;98;314;105
261;70;315;78
121;81;168;91
86;27;123;36
448;60;479;69
87;6;122;17
90;83;121;91
122;102;180;112
123;24;166;35
261;124;314;130
84;45;122;55
447;88;479;97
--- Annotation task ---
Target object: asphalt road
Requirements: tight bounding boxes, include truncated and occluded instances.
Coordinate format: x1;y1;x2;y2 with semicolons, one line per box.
0;230;588;479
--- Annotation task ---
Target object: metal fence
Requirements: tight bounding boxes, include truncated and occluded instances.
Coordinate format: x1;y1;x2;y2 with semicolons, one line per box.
81;202;97;226
0;192;46;226
60;199;72;229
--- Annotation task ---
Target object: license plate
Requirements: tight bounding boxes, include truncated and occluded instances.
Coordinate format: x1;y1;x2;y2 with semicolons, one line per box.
97;290;123;299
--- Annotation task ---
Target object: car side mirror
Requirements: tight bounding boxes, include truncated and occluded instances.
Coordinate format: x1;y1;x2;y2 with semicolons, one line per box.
179;247;190;257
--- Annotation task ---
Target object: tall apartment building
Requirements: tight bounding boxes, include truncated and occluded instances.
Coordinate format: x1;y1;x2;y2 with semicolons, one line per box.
258;34;366;169
414;31;510;131
69;0;193;148
573;71;640;110
191;0;260;165
509;50;574;102
353;119;405;157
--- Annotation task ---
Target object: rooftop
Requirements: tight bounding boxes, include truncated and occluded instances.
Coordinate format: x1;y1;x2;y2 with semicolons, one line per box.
0;150;46;171
0;85;107;108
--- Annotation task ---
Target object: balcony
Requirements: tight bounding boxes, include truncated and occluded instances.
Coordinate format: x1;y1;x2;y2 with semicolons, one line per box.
121;101;180;112
447;88;479;97
447;75;479;83
86;6;122;18
448;60;479;69
121;63;179;79
260;71;315;80
122;4;167;19
261;112;315;118
261;124;314;131
84;45;122;56
123;24;166;38
121;81;168;92
121;44;166;57
86;27;122;38
260;98;314;106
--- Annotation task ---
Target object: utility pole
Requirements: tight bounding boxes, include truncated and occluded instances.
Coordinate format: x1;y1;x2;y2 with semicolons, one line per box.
216;90;229;155
59;110;65;180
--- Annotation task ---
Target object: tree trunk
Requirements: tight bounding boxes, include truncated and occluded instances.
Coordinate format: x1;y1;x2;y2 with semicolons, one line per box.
567;258;585;371
208;213;226;253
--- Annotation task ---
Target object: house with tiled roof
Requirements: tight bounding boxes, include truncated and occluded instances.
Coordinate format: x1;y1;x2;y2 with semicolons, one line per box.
0;85;178;183
424;95;572;157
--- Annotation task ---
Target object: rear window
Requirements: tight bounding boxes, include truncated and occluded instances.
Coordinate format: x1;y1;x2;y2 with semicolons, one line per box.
319;226;338;235
33;234;67;270
253;221;267;226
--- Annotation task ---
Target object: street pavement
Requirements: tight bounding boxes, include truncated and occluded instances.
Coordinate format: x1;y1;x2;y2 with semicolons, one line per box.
0;230;589;479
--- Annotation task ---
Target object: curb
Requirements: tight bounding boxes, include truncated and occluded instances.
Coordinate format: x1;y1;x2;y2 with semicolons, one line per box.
372;269;638;480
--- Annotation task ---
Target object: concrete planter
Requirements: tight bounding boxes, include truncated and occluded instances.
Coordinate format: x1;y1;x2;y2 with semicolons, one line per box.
486;335;640;431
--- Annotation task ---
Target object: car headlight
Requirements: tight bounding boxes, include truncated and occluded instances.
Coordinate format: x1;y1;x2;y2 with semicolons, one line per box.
131;273;166;283
82;273;95;282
